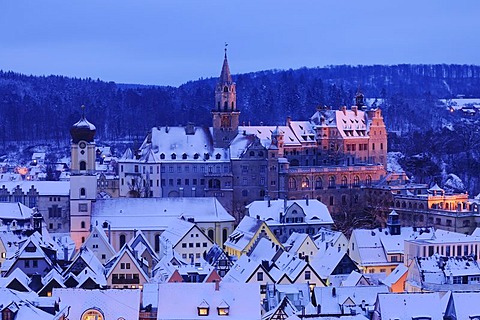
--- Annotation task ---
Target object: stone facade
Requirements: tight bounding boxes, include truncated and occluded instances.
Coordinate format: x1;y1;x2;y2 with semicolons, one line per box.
117;51;388;223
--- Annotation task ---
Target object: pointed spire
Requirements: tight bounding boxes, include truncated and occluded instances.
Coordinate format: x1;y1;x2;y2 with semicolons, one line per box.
219;43;232;84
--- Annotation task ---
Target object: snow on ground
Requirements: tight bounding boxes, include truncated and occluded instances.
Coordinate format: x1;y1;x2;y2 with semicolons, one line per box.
387;152;405;173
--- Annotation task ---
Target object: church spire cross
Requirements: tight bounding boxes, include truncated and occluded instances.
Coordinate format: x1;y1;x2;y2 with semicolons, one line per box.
219;44;232;84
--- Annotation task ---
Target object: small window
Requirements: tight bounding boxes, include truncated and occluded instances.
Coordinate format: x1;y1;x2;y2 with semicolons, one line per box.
79;161;86;171
80;188;86;196
257;272;264;281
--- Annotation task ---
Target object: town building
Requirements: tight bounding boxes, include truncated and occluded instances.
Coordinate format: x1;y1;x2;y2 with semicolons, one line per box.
0;181;70;233
245;198;334;242
367;182;479;234
117;50;389;222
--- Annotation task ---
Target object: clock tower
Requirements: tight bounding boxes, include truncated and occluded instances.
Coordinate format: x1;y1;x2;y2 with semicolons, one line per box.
212;47;240;148
70;106;97;250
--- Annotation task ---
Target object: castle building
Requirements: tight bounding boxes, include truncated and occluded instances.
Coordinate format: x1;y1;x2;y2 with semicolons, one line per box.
117;51;388;222
69;107;98;249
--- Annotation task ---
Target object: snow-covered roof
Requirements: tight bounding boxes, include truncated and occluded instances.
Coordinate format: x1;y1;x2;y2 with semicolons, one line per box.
224;216;264;252
352;227;438;265
0;181;70;196
92;197;234;231
381;264;408;287
314;285;388;315
156;282;261;320
127;126;231;163
160;219;195;247
247;199;333;226
0;203;34;220
416;254;480;281
310;247;349;279
0;288;57;320
284;233;316;255
447;292;480;320
53;288;140;320
375;292;443;319
238;125;302;149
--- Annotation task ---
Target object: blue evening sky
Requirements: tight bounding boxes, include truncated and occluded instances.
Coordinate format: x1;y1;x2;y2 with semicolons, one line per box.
0;1;478;86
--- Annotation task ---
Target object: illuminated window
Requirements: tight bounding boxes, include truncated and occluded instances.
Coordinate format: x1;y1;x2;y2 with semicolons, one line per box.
301;177;309;190
217;300;230;316
81;309;104;320
197;300;210;316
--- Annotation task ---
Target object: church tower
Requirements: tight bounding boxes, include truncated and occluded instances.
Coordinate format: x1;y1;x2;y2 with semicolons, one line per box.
212;47;240;148
70;106;97;250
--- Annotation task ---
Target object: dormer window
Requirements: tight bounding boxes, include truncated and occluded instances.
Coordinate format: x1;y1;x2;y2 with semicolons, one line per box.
197;300;210;316
204;153;210;160
215;153;221;160
194;153;200;160
171;153;176;160
217;300;230;316
160;153;165;160
182;153;188;160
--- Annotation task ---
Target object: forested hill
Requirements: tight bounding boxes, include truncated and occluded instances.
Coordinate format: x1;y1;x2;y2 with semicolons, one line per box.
1;64;480;145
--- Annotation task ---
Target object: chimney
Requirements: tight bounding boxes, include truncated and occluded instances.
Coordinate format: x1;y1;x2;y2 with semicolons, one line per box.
305;195;309;206
214;280;220;291
341;106;347;115
352;105;358;116
286;116;291;126
267;195;271;207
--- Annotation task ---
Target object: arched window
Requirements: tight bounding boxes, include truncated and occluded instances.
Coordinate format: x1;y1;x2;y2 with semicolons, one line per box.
353;176;360;187
315;177;323;189
223;228;228;244
366;175;372;186
81;309;104;320
249;151;255;157
208;229;214;241
224;101;228;110
224;86;228;92
341;176;348;187
80;188;86;196
328;176;336;188
80;161;86;171
301;177;310;190
154;234;160;253
231;101;234;109
119;234;126;248
288;178;297;190
81;221;86;229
